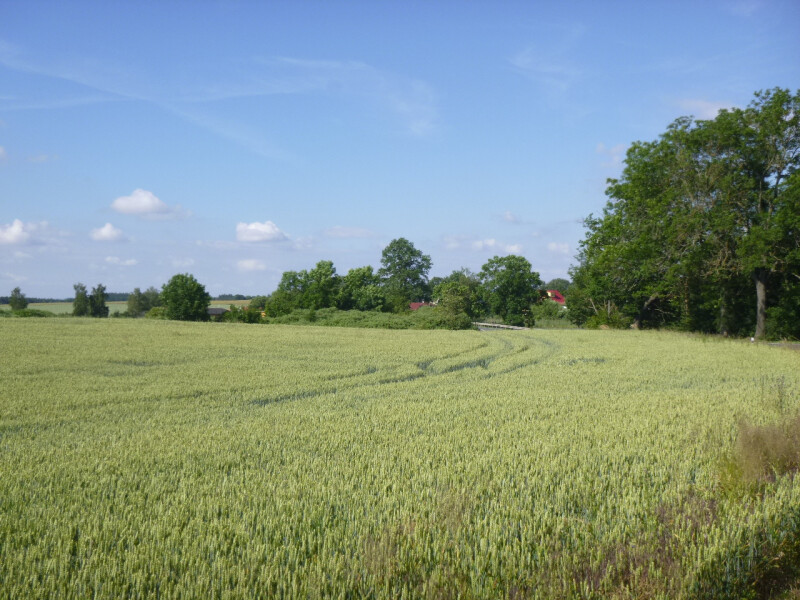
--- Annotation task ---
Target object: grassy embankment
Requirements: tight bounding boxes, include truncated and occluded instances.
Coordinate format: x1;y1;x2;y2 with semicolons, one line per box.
1;319;798;598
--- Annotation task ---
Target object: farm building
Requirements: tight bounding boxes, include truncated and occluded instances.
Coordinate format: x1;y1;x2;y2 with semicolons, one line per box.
207;307;229;321
545;290;566;306
409;302;434;311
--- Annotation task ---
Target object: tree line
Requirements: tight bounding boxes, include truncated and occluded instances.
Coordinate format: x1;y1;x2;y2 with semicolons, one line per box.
567;88;799;339
8;88;795;338
242;237;560;328
5;237;566;328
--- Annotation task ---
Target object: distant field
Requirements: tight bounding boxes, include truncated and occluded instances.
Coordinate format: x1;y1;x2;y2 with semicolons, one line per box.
0;299;250;315
1;320;798;597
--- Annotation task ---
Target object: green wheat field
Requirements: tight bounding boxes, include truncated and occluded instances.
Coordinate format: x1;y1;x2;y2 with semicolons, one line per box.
1;319;799;598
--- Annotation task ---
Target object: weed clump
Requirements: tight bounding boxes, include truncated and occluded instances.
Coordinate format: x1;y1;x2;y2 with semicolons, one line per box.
721;412;800;495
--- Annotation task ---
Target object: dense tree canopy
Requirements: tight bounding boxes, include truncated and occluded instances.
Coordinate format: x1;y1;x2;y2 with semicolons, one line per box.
127;286;161;317
337;266;385;312
161;274;211;321
72;283;90;317
569;88;800;339
480;255;542;326
89;284;109;318
378;238;432;311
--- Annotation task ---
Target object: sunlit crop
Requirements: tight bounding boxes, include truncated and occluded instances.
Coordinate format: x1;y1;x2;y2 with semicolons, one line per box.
1;319;798;598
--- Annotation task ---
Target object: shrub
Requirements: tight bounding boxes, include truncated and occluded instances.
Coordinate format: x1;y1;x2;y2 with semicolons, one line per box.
145;306;168;320
720;412;800;496
10;308;54;318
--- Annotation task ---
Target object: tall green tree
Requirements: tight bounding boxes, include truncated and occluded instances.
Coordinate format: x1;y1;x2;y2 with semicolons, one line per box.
8;287;28;310
143;286;161;310
378;238;432;311
480;255;542;326
570;88;800;338
89;284;109;318
432;269;487;319
266;270;308;316
161;273;211;321
710;89;800;338
127;288;147;316
337;266;385;311
72;283;90;316
305;260;340;309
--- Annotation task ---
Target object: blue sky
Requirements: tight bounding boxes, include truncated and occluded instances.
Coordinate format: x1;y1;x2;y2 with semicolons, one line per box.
1;0;798;298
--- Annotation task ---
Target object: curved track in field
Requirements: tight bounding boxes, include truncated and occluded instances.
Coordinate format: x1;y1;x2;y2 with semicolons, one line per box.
251;331;561;407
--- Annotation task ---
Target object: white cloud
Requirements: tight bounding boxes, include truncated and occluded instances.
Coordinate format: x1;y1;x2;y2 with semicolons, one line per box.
111;189;183;218
596;142;626;168
445;236;522;254
472;239;522;253
237;259;267;272
292;236;314;250
502;211;521;224
547;242;570;255
90;222;124;241
105;256;137;266
324;225;375;239
471;238;498;251
0;146;6;160
13;250;32;259
172;257;195;268
0;219;31;244
236;220;287;242
676;99;732;120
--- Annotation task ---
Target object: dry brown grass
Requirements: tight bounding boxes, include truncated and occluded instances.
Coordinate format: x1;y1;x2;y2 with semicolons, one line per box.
720;412;800;496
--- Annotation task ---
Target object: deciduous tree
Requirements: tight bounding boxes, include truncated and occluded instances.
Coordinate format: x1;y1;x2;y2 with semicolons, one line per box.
480;255;542;326
72;283;90;316
9;287;27;310
378;238;432;311
89;284;109;318
161;273;211;321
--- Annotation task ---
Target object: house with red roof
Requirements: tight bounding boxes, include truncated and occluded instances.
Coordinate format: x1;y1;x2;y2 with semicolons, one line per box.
545;290;566;306
409;302;435;311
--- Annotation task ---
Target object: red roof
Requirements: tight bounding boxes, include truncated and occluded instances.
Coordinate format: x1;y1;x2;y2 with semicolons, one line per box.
409;302;433;311
546;290;566;305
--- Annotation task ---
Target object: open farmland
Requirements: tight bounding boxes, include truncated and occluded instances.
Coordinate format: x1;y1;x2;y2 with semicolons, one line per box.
1;319;799;598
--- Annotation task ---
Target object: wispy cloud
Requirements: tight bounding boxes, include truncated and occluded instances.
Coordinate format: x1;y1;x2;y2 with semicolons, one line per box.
547;242;570;255
444;235;522;254
324;225;375;239
91;223;125;242
27;154;58;163
105;256;137;266
596;142;626;168
509;48;581;92
724;0;762;17
237;259;266;272
236;221;288;242
509;24;585;93
0;39;438;158
248;57;438;137
676;98;733;120
0;146;6;160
